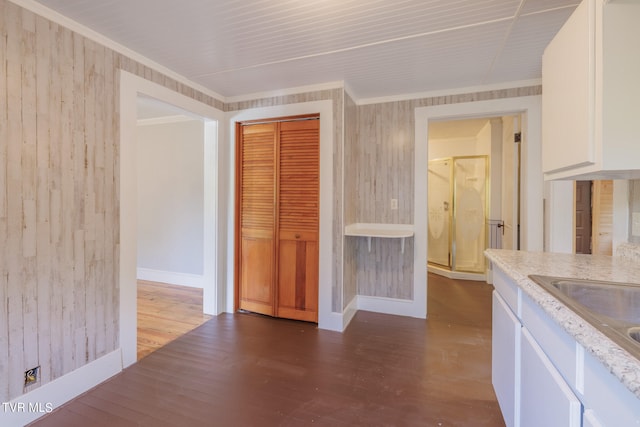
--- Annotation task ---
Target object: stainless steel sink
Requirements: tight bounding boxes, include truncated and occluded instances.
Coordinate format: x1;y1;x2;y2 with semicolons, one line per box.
528;275;640;359
549;279;640;324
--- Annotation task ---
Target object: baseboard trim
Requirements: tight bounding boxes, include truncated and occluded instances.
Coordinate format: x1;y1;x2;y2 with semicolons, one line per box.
1;349;122;427
137;268;204;288
357;295;425;318
342;296;358;330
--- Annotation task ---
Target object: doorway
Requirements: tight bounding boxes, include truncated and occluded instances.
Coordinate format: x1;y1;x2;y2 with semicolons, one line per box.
235;116;320;323
426;115;521;281
119;71;224;368
135;96;212;359
574;180;613;255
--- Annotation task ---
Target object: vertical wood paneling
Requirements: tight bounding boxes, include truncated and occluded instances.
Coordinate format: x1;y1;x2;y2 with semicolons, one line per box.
354;101;414;300
0;0;225;402
0;0;8;401
35;14;52;386
343;92;358;309
21;7;40;395
6;2;26;399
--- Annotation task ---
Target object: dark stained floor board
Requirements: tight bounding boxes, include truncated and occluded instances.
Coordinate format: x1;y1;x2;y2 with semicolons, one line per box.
30;273;504;426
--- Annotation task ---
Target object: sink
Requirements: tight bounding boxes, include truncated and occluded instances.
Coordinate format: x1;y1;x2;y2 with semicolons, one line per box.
629;327;640;344
550;279;640;324
528;275;640;359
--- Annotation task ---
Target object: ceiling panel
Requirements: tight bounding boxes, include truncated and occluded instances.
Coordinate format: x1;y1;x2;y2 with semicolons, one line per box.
33;0;580;100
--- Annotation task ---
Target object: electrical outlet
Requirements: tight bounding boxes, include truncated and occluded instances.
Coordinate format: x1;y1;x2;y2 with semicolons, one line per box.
25;366;40;386
633;212;640;237
391;199;398;210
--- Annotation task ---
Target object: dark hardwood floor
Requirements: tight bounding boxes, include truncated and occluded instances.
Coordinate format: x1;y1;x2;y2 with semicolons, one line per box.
30;274;504;426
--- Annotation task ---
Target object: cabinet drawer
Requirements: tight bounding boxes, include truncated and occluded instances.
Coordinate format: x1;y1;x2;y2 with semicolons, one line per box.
521;292;577;389
493;267;520;317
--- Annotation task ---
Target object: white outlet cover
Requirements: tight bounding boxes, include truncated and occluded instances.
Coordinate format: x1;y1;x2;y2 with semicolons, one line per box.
391;199;398;210
633;212;640;237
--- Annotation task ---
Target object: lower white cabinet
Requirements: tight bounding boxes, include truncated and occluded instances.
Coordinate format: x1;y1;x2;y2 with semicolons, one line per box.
582;410;604;427
520;328;582;427
492;291;520;427
491;265;640;427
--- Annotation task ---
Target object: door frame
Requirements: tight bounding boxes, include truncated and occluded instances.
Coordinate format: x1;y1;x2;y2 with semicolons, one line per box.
416;96;543;290
226;100;336;330
119;71;225;367
234;114;320;319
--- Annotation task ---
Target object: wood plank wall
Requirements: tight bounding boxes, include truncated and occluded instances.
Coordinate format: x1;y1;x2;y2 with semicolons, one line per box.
0;0;544;403
342;91;358;309
0;0;223;402
350;87;542;300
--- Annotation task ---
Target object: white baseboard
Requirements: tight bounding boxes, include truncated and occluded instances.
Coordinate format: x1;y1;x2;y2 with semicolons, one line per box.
342;296;358;330
357;295;425;318
1;349;122;427
137;268;204;288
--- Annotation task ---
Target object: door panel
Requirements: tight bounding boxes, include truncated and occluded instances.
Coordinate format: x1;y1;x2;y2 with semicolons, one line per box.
240;237;274;315
276;119;319;322
575;180;592;254
277;239;318;322
592;180;613;256
238;123;276;315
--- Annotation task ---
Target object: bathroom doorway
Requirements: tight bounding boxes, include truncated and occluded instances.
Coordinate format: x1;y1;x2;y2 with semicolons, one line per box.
427;115;521;281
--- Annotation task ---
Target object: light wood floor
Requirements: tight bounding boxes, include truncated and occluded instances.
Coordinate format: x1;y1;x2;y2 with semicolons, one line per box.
32;274;504;426
137;280;212;360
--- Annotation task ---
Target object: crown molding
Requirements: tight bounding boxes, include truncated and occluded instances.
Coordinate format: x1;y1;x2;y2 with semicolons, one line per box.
355;79;542;106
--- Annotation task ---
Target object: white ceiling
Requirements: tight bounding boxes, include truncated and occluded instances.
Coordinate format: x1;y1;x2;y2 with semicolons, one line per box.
33;0;579;101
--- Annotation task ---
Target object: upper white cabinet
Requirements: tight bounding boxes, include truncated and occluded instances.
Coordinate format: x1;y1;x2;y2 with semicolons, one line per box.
542;0;640;180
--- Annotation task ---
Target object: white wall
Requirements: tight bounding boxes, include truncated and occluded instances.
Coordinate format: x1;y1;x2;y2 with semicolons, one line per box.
136;119;205;284
428;136;489;159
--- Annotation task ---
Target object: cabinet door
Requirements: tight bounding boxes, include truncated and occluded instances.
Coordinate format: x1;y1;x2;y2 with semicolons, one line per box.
520;328;582;427
583;410;604;427
541;0;596;174
276;119;319;322
492;291;521;427
238;123;277;316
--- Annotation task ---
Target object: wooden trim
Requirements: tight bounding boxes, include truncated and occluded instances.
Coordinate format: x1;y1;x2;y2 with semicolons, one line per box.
233;121;242;312
273;122;281;315
238;113;319;126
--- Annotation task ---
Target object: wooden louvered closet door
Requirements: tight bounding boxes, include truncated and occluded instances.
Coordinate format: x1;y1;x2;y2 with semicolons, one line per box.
237;123;277;316
236;116;319;322
276;119;319;322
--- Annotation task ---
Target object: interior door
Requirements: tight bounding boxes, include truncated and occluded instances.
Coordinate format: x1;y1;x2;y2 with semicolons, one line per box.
276;119;319;322
237;123;277;316
591;180;613;256
574;180;592;254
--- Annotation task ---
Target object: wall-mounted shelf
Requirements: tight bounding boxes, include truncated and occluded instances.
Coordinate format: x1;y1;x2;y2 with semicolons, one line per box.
344;223;414;253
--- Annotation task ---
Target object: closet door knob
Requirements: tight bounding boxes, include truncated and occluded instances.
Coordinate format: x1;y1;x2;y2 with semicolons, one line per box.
295;233;301;239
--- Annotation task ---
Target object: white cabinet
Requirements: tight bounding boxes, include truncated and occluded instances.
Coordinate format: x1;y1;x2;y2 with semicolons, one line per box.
492;264;640;426
542;0;640;180
492;292;520;427
582;410;604;427
520;328;582;427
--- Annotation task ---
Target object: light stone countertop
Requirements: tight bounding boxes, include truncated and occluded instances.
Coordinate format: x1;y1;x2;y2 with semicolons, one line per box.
485;249;640;399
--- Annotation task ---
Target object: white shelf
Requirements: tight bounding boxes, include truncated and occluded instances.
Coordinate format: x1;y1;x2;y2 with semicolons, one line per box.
344;223;414;253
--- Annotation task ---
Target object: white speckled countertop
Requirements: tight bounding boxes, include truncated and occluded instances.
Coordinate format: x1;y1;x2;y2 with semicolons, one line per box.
485;249;640;399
